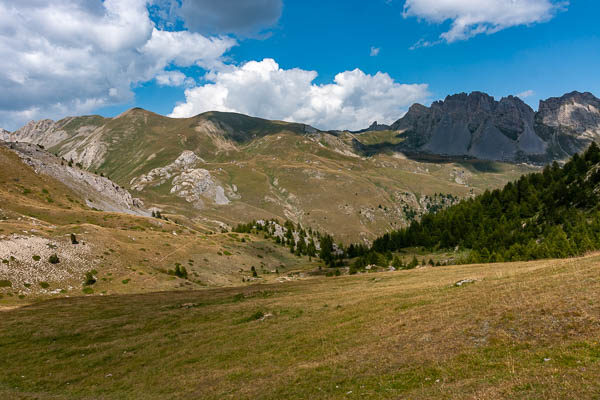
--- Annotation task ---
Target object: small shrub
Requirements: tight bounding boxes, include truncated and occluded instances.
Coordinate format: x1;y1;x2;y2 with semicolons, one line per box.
173;264;188;279
32;255;41;261
0;280;12;288
48;254;60;264
39;282;50;289
233;293;245;302
70;233;79;245
84;272;96;286
122;279;130;284
241;311;264;323
82;287;94;294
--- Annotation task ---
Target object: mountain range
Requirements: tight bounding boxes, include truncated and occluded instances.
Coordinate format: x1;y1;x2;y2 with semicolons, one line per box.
0;106;537;243
357;91;600;163
1;90;597;243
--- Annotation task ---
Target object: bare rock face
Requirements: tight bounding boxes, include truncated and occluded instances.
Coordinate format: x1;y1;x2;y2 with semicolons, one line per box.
6;142;147;216
171;169;230;206
0;128;10;141
390;92;547;161
9;119;70;148
535;91;600;158
352;121;391;133
131;151;203;190
131;151;231;208
384;91;600;162
538;92;600;134
6;117;108;168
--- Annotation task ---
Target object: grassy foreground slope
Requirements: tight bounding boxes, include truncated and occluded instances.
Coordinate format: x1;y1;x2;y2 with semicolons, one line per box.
1;254;599;399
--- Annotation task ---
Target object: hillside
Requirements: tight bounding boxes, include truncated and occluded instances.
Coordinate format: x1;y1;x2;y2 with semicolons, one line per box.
1;253;599;399
356;91;600;163
2;109;537;243
0;143;320;302
370;142;600;264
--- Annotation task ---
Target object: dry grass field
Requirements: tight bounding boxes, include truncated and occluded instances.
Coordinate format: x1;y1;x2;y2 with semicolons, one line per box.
1;253;599;399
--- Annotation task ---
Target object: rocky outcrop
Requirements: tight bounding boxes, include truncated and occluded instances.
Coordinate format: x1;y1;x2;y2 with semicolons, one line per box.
6;116;108;168
131;151;203;190
535;91;600;158
171;169;230;206
0;128;10;141
353;121;391;133
131;151;232;208
6;142;146;216
538;92;600;135
389;92;547;161
9;119;69;148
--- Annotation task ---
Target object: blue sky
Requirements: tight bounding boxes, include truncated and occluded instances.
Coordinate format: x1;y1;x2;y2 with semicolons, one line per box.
1;0;599;130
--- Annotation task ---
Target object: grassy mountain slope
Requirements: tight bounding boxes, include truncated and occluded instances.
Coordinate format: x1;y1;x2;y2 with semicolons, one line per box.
1;254;599;399
11;109;537;243
0;145;319;303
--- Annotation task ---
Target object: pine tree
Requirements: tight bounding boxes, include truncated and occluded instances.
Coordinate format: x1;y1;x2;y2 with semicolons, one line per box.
408;255;418;269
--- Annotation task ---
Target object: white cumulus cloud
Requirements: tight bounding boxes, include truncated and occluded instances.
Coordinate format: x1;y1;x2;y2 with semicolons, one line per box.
170;58;430;130
516;89;535;98
0;0;236;129
155;71;195;87
403;0;567;43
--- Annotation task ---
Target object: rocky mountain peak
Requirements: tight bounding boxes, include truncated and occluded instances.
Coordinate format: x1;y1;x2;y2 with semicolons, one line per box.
11;119;57;144
0;128;10;141
352;121;391;133
437;91;497;113
16;119;55;134
367;121;390;131
537;91;600;132
388;91;546;161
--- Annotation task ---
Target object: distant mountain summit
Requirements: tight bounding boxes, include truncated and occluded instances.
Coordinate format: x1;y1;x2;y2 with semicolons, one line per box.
352;121;391;134
357;91;600;163
535;91;600;158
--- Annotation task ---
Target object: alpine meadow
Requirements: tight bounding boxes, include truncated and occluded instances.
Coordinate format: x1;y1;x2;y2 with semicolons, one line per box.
1;1;600;399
